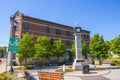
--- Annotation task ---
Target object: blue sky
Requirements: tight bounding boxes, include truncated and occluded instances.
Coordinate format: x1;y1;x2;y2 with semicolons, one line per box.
0;0;120;46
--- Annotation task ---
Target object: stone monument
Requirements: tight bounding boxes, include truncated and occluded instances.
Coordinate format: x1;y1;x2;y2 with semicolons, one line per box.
72;23;84;70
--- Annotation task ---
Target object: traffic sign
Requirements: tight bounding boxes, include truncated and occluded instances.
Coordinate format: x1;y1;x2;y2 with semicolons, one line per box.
8;38;19;52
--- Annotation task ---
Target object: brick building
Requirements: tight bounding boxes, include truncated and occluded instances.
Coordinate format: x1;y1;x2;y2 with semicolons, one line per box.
8;11;90;65
10;11;90;49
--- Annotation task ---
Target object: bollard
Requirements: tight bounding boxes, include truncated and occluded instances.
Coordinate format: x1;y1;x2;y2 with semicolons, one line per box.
94;64;96;70
63;64;65;73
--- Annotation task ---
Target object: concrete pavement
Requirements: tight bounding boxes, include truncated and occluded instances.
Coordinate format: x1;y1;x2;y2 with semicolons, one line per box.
0;58;8;74
28;64;120;80
103;69;120;80
1;59;120;80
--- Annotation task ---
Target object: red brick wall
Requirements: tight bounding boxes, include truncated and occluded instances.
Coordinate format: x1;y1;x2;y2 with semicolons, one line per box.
10;12;90;50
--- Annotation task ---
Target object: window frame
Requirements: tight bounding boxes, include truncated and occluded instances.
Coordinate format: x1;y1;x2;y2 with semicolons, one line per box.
24;22;29;30
14;22;18;31
56;29;62;35
66;40;71;46
46;26;50;33
66;31;71;36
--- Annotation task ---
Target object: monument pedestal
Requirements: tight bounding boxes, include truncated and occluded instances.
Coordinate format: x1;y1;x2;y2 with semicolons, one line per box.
72;59;84;70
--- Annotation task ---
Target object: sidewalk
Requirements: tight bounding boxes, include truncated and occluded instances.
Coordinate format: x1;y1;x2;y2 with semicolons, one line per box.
1;60;120;80
28;64;120;80
0;58;8;74
0;58;13;74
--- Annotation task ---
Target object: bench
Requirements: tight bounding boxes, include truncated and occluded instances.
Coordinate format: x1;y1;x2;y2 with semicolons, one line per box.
38;71;64;80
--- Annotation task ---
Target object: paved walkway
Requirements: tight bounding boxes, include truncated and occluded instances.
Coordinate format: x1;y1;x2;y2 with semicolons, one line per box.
0;59;120;80
0;58;8;74
80;76;110;80
28;64;120;80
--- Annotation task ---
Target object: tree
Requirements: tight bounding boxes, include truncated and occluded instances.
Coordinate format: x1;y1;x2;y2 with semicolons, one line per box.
16;33;35;65
82;39;88;57
0;47;7;57
110;35;120;56
34;36;53;62
52;40;66;61
89;34;108;64
71;41;75;55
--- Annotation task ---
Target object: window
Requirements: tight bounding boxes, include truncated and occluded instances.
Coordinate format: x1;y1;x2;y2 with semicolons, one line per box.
46;27;50;33
83;35;87;41
14;22;18;31
66;40;71;46
24;22;29;30
66;31;71;36
84;35;86;38
14;34;18;38
87;35;89;39
56;29;61;35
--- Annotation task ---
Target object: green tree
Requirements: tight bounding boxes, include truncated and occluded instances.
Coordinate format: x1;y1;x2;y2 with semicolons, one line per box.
52;40;66;61
0;47;6;52
17;33;35;65
34;36;52;62
89;34;108;64
82;40;88;56
71;41;75;55
110;35;120;56
0;47;7;57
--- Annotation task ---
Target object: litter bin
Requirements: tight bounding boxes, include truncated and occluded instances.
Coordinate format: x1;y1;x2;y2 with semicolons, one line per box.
83;64;90;74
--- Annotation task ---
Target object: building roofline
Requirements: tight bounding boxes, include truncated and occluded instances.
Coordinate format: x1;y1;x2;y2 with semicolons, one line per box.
13;11;90;32
81;30;90;33
23;15;90;32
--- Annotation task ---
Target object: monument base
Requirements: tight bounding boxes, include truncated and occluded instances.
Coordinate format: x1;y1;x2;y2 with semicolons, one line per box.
72;59;84;70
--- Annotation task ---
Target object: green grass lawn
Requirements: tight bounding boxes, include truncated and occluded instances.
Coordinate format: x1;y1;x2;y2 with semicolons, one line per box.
0;71;27;80
5;72;19;80
0;72;19;80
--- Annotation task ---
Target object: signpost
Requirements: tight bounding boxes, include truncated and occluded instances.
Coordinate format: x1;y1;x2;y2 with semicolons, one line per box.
8;38;19;53
8;38;19;73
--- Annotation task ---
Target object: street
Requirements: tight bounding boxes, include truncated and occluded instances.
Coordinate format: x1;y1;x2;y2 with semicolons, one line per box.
0;58;8;74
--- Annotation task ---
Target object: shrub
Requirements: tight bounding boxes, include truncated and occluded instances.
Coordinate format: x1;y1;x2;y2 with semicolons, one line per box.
58;62;64;65
111;60;120;66
25;65;33;69
0;72;7;80
0;72;19;80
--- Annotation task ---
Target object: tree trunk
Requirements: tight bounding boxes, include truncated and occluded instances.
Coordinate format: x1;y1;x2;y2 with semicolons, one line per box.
42;58;43;66
19;58;24;66
99;59;102;65
25;58;27;66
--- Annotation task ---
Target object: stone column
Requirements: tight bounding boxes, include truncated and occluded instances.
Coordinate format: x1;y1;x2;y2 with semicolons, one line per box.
72;24;84;70
75;33;82;59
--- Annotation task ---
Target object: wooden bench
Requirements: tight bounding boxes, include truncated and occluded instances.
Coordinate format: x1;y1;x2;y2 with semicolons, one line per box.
38;71;64;80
